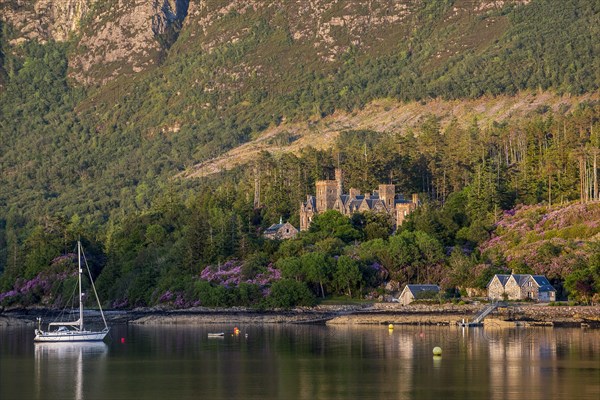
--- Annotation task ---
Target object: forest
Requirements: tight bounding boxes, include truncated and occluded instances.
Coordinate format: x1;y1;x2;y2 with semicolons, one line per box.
0;0;599;308
1;107;599;309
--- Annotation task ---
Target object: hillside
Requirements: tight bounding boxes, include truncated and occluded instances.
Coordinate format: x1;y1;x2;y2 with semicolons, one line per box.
181;92;600;178
1;0;599;220
478;202;600;300
0;1;599;308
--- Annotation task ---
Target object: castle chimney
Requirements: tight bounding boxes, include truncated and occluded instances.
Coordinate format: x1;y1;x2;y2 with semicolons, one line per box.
335;168;343;196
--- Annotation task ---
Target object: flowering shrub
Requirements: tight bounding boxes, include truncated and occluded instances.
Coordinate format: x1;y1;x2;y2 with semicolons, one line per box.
479;203;600;281
0;269;76;307
199;259;282;288
155;289;201;309
112;298;129;309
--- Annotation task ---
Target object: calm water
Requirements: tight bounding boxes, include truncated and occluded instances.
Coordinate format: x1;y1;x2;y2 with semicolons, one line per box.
0;324;598;400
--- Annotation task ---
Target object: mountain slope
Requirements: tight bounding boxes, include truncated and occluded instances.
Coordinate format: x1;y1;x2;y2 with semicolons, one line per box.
180;92;599;178
0;0;599;222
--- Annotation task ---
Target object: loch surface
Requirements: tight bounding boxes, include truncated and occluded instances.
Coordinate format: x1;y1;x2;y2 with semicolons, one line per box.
1;324;598;400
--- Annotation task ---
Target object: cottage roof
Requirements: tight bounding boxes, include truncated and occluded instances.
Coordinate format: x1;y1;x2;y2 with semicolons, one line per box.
264;223;285;233
303;195;316;209
487;274;511;288
532;275;551;286
488;273;555;291
395;198;413;205
530;275;555;292
339;194;350;205
349;198;364;210
538;285;556;292
406;284;440;294
265;221;297;234
510;274;531;285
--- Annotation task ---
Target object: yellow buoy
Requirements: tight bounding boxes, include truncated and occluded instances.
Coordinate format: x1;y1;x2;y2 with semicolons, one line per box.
388;324;394;330
433;346;442;356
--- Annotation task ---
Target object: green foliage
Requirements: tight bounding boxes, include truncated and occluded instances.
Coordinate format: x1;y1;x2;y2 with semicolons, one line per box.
308;211;361;243
2;1;600;308
300;251;333;298
334;255;362;298
267;279;316;309
193;280;230;307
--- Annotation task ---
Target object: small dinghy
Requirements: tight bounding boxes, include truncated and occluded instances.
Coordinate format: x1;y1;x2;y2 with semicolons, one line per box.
208;332;225;338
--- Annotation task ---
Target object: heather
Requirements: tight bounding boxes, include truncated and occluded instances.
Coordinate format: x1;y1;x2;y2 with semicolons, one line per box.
0;254;77;308
479;202;600;301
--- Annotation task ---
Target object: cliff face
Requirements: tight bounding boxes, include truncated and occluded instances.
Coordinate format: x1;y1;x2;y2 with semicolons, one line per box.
1;0;530;86
184;0;530;59
69;0;190;85
1;0;94;43
1;0;190;85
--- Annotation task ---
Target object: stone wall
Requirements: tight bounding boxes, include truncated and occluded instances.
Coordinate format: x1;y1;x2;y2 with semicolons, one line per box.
488;278;506;300
504;277;523;300
398;290;414;306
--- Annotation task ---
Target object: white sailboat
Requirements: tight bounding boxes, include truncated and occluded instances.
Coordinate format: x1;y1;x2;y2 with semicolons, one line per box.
34;241;110;342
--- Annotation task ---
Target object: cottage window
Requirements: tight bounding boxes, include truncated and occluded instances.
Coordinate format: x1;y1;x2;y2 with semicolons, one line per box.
528;292;533;299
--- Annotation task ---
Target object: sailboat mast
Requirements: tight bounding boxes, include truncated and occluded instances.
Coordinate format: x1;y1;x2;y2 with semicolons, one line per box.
78;240;83;331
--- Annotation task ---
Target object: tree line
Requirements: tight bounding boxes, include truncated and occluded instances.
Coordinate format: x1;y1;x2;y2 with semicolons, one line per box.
1;104;598;307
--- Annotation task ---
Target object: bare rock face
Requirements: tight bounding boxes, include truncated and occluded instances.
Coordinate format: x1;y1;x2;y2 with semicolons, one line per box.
1;0;94;44
1;0;529;86
69;0;190;86
1;0;190;86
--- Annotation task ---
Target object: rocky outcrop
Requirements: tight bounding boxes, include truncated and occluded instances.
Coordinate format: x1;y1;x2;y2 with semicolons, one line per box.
1;0;190;86
69;0;190;86
0;0;94;44
1;0;531;85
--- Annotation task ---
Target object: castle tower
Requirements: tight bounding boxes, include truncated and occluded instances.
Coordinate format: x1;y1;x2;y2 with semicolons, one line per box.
379;184;396;210
316;180;338;212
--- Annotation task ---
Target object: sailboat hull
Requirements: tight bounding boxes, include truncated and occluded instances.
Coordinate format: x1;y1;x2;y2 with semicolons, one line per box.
34;329;109;342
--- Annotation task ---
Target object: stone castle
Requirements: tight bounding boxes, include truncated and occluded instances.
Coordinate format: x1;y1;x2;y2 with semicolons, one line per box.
300;169;418;231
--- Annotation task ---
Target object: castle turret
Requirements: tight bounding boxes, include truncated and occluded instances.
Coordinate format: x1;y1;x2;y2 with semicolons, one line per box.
379;184;395;210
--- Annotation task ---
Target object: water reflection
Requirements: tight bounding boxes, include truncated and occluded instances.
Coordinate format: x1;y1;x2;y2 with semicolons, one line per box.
0;325;597;400
487;328;599;400
34;342;107;400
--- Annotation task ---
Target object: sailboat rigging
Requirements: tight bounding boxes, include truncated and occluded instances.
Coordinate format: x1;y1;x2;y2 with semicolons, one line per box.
34;241;109;342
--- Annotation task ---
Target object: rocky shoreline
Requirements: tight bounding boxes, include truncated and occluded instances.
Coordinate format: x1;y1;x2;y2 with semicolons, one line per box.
2;303;599;328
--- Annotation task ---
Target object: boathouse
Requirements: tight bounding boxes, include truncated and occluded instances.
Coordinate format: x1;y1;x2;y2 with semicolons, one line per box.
398;284;440;305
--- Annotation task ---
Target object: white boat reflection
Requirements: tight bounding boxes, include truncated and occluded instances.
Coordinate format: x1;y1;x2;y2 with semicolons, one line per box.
34;341;108;400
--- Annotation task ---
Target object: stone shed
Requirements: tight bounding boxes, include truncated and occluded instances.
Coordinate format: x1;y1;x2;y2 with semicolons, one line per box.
263;221;298;240
398;284;440;305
